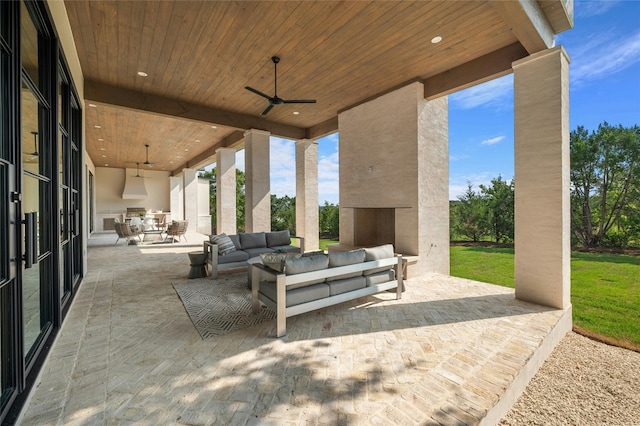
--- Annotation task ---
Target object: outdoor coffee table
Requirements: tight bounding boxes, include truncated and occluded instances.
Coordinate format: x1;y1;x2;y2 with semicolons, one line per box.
142;229;164;242
246;257;262;288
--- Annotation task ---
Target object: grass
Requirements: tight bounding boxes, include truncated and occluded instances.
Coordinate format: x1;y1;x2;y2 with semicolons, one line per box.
450;246;640;348
319;239;339;251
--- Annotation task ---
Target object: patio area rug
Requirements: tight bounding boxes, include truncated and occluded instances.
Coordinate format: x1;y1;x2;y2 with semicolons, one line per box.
172;272;275;339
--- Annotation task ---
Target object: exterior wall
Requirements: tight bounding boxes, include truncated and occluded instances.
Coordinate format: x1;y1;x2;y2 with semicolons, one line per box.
296;139;319;251
513;46;571;309
338;82;449;275
94;167;171;231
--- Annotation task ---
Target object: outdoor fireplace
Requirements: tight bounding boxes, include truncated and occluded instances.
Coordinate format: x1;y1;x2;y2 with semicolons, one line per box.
353;208;395;247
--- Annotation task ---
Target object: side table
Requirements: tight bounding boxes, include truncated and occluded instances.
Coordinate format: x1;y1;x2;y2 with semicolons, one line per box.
188;251;208;279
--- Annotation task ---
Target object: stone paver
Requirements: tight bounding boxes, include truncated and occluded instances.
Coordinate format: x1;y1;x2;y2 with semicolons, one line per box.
18;232;568;425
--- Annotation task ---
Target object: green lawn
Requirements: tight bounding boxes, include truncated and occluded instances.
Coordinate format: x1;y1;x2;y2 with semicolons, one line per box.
319;239;339;251
450;246;640;346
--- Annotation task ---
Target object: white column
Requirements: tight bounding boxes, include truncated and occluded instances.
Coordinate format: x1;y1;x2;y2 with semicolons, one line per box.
244;129;271;232
216;148;236;235
296;139;319;251
513;46;571;309
183;168;198;228
169;176;183;220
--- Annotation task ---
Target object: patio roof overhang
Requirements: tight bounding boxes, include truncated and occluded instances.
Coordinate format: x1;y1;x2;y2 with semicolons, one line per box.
66;0;573;175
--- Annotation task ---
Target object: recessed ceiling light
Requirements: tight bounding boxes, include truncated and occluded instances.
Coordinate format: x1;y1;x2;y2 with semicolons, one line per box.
101;155;106;158
88;103;97;108
176;156;182;159
293;111;300;115
431;36;443;44
195;139;200;143
98;138;104;141
100;148;105;151
104;164;108;166
211;126;217;129
184;148;189;151
169;161;174;164
94;125;101;129
137;71;148;77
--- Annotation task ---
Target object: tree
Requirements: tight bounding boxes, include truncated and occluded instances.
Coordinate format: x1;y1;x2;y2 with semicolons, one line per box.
452;183;488;242
319;202;339;238
480;176;514;243
271;195;296;233
570;123;640;247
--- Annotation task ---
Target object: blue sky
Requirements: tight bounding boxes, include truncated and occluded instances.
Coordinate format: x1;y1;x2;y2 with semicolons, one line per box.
236;0;640;204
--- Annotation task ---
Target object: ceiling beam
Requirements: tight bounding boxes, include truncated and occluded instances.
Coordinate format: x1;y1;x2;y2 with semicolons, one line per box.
489;0;555;54
85;81;307;141
171;130;245;175
423;42;529;100
307;117;339;140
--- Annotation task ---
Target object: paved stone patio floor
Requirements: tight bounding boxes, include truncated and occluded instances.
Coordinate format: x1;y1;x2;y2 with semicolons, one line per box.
18;232;570;425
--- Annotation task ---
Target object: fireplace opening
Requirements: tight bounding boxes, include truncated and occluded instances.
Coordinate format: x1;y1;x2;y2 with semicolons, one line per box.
354;208;395;247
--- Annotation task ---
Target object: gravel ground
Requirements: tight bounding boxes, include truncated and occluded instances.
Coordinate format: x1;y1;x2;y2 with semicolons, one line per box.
500;331;640;426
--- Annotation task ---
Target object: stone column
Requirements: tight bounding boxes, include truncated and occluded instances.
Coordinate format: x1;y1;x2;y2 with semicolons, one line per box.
244;129;271;232
216;148;236;235
169;176;183;220
296;139;319;251
513;46;571;309
183;168;198;228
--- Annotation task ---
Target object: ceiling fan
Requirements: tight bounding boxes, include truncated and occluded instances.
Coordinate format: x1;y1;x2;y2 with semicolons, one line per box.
132;162;145;178
142;144;155;167
245;56;316;115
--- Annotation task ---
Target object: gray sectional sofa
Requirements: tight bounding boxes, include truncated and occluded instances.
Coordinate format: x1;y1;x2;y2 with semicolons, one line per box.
251;244;403;337
203;230;304;278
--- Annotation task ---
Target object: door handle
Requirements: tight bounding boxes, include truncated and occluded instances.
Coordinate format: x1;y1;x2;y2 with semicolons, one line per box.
23;211;38;268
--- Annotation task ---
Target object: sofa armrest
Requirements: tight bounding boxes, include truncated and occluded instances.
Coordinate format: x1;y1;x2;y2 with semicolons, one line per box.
291;236;305;253
203;241;219;278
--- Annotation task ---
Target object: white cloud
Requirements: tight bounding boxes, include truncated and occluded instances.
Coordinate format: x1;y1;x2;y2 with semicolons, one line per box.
269;137;296;197
449;172;497;200
574;0;620;18
480;136;505;146
570;29;640;88
449;75;513;110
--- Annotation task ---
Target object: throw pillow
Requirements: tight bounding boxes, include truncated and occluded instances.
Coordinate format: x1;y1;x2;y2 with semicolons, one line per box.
211;233;236;256
260;252;301;272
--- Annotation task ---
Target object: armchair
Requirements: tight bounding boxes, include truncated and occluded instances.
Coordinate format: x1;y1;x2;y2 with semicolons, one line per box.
114;222;142;245
165;220;188;243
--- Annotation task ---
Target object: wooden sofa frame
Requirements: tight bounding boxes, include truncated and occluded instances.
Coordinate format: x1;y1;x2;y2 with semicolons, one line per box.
251;255;403;337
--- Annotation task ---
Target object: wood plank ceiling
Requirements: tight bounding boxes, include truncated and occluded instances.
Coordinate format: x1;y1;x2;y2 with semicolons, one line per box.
64;0;571;174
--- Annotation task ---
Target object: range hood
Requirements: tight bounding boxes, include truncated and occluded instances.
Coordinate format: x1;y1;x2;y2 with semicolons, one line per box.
122;168;148;199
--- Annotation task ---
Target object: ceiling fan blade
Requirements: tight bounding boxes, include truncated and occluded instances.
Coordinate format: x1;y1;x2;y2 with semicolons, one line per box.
283;99;316;104
261;104;274;115
245;86;272;100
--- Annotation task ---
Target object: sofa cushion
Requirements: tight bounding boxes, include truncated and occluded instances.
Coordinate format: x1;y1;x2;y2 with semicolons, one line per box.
240;232;266;249
326;249;365;282
229;234;241;250
217;250;250;264
328;276;366;296
244;247;274;258
365;269;396;287
260;252;301;272
285;255;329;288
269;245;300;254
266;230;291;248
210;233;236;255
363;244;395;276
260;282;330;307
